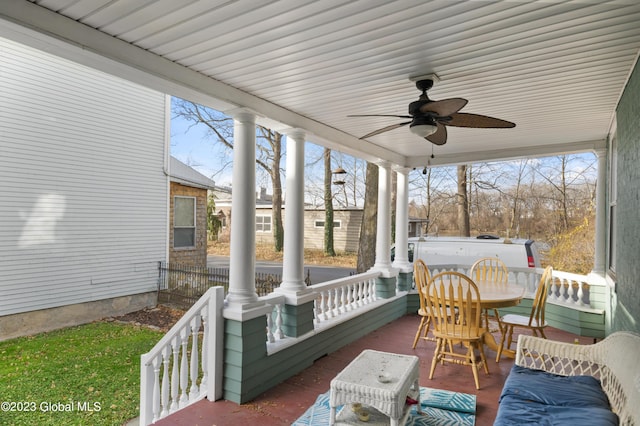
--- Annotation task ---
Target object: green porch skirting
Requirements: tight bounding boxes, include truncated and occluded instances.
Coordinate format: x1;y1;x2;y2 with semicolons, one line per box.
223;296;408;404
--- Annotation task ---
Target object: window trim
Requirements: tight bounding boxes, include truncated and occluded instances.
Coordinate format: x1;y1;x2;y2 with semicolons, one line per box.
174;196;196;248
314;219;342;229
256;214;272;233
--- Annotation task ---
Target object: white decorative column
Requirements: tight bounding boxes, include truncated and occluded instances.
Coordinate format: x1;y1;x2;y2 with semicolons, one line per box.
392;167;412;292
392;167;412;272
225;110;263;313
372;162;397;298
278;129;313;299
275;129;315;337
592;148;607;276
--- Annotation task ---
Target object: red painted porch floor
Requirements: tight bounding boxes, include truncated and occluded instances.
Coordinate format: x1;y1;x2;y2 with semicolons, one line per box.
151;315;592;426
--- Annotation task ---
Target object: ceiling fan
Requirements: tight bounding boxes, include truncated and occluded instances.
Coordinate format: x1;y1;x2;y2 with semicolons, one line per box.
349;79;515;145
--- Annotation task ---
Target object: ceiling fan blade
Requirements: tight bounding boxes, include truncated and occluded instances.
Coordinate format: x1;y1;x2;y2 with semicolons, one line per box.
426;123;447;145
447;112;516;128
360;121;411;139
420;98;468;116
348;114;413;119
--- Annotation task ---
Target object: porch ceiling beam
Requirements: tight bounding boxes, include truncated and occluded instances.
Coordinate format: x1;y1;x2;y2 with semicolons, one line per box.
406;138;608;168
0;0;405;166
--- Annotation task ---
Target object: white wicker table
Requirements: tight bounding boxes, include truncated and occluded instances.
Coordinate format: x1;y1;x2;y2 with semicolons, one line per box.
329;349;420;426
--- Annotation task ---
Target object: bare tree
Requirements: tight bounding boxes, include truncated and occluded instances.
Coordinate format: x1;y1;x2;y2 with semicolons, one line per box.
457;165;470;237
173;99;285;251
357;162;378;272
323;148;336;256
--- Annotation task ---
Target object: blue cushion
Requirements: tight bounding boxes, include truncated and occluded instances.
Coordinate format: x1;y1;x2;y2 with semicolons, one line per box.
499;365;612;408
495;365;618;426
495;394;618;426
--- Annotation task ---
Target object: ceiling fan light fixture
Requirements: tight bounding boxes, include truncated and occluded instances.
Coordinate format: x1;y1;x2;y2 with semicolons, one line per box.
409;122;437;137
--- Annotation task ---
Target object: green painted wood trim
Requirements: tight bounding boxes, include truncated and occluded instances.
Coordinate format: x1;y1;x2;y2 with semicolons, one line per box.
281;301;315;337
498;300;606;338
223;296;408;403
375;276;397;299
397;272;413;292
406;292;420;315
223;315;268;402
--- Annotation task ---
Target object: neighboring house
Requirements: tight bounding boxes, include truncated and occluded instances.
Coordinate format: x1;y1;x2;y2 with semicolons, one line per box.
408;217;429;238
302;208;363;253
168;157;216;267
218;185;364;253
0;38;168;340
210;185;232;242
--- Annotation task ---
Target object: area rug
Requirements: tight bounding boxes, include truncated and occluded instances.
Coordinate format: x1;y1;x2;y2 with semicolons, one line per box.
292;387;475;425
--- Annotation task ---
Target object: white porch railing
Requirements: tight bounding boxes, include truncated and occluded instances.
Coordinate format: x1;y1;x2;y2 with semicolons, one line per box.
310;271;379;324
139;266;605;423
139;286;224;426
425;264;603;310
263;271;382;351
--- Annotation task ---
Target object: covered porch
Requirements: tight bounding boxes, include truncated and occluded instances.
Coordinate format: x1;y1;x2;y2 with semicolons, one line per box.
150;312;591;425
2;1;639;425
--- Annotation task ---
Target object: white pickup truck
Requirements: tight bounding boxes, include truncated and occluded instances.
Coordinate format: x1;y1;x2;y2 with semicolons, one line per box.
392;235;542;269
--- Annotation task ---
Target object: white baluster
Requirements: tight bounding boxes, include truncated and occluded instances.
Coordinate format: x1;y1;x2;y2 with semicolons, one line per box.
325;290;333;318
340;286;348;314
161;346;170;418
275;304;284;339
179;328;189;407
170;336;180;412
200;306;209;392
332;288;340;317
266;308;275;342
152;355;161;423
566;279;576;305
576;282;586;306
356;282;363;307
189;317;201;400
321;291;329;321
346;284;353;311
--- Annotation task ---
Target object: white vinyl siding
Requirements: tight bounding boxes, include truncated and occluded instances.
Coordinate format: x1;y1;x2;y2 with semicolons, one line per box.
0;38;168;316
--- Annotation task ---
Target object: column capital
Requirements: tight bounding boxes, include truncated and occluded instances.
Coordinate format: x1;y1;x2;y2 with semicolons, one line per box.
226;108;257;122
392;165;412;174
593;147;606;158
282;127;306;140
375;160;391;169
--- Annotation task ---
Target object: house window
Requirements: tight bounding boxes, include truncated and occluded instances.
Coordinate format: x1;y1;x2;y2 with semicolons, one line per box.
174;196;196;248
314;220;342;228
256;215;272;232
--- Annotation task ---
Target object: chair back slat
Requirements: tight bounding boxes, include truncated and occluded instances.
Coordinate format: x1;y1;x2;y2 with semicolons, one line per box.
529;266;553;327
427;271;483;338
413;259;432;312
469;257;509;284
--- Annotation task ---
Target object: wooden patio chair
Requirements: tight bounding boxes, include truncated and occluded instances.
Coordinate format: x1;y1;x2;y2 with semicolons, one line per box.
496;266;553;362
426;271;489;390
469;257;509;330
412;259;433;348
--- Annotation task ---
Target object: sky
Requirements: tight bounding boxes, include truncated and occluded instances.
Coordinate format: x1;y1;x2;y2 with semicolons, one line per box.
170;111;233;186
169;96;597;207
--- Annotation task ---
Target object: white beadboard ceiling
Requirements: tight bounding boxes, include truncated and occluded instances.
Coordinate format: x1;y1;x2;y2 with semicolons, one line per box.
2;0;639;167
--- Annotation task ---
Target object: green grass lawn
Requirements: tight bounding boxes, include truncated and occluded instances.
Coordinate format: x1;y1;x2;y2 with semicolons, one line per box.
0;321;163;426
